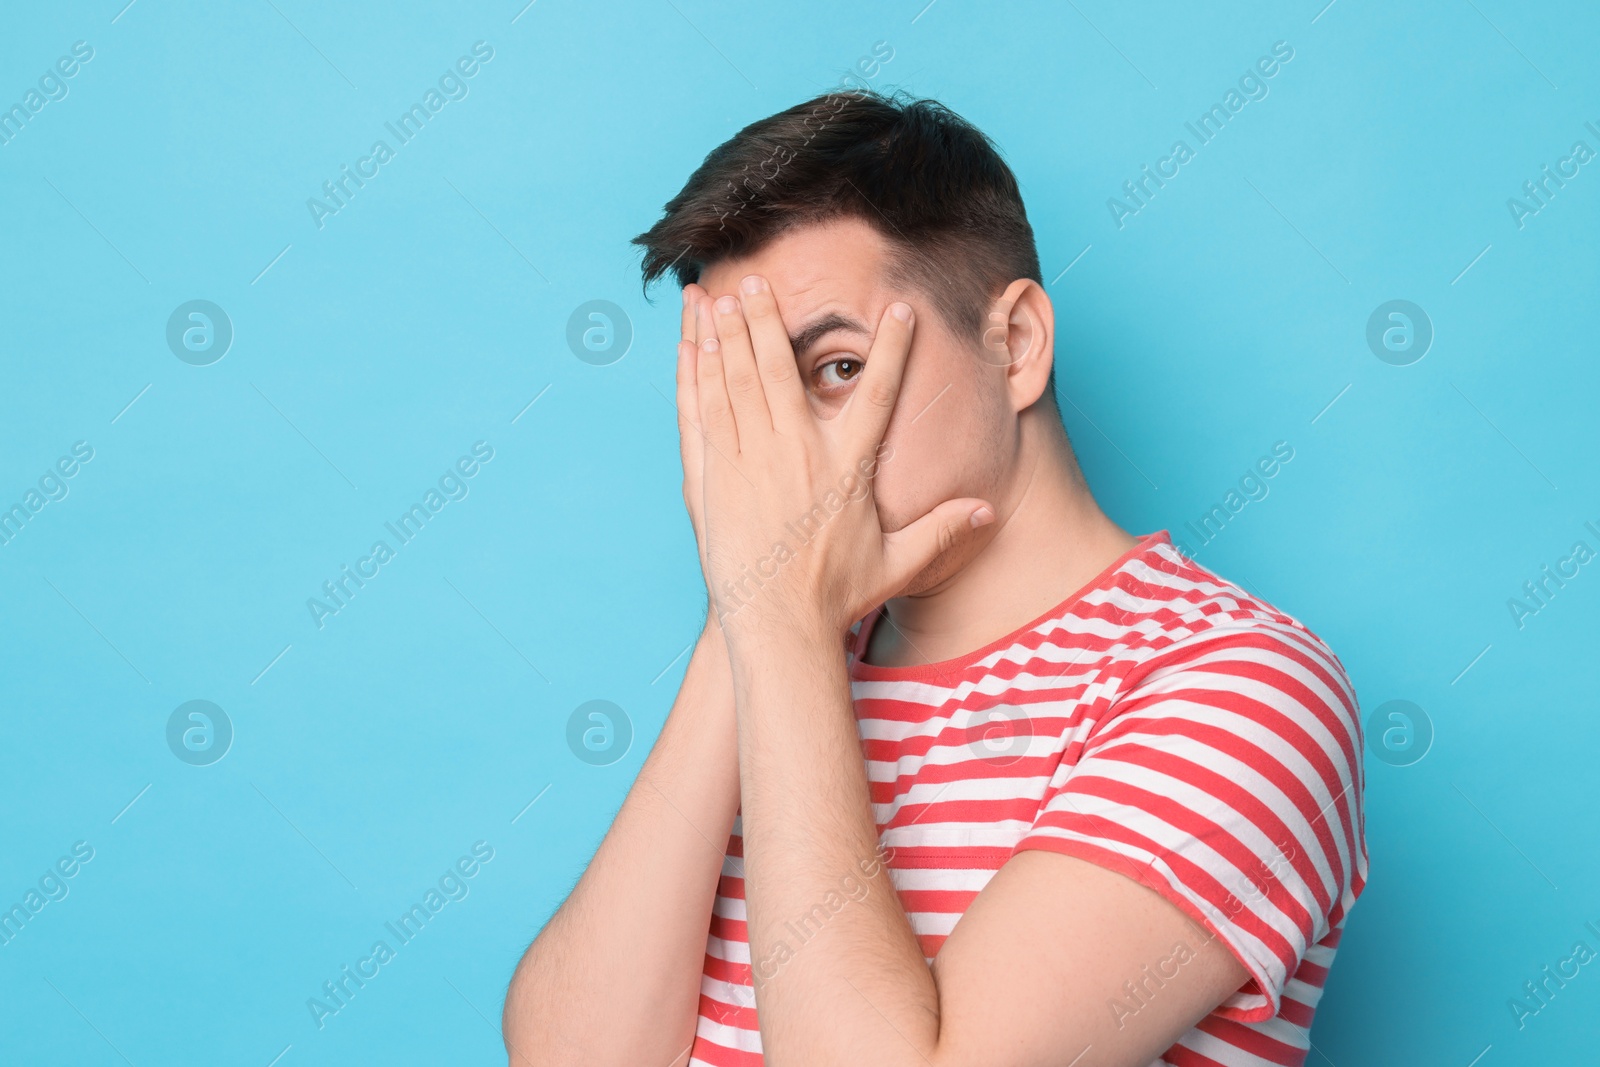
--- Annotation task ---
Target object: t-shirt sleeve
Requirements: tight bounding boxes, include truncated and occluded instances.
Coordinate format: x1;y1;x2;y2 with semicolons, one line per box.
1012;622;1366;1021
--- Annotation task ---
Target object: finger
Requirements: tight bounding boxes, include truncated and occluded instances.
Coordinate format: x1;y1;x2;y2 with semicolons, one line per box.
684;283;713;341
687;286;707;348
696;297;739;455
881;497;996;595
711;292;771;436
675;336;705;471
845;301;915;456
683;286;710;442
680;289;713;486
735;274;808;430
680;283;696;344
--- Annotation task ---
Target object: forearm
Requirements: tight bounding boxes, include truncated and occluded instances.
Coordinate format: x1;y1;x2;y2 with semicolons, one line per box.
503;627;740;1067
730;624;941;1067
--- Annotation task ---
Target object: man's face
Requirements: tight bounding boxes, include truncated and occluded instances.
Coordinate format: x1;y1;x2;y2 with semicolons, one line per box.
697;217;1014;589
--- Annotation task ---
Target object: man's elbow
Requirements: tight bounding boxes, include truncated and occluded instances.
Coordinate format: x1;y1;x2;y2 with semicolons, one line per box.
501;957;545;1067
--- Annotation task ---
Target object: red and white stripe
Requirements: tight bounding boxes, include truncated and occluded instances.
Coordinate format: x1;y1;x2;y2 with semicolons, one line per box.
688;530;1367;1067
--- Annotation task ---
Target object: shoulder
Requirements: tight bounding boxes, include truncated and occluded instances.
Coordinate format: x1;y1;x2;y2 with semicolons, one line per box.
1082;545;1364;810
1105;541;1357;722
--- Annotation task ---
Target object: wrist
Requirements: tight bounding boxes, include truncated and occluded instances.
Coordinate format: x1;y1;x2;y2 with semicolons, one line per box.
696;618;728;660
723;609;843;672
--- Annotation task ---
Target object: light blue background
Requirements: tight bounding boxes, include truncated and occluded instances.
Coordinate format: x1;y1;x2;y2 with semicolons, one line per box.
2;0;1596;1063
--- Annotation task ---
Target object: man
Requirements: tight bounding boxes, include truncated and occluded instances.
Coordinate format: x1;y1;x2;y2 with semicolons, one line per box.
503;88;1365;1067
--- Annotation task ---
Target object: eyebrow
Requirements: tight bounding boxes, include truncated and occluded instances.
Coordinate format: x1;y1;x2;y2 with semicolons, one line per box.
787;312;871;359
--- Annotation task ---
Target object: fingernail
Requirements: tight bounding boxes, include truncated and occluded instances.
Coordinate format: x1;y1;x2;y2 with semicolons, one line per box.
740;274;766;294
891;302;912;323
682;287;691;306
715;295;739;314
970;506;995;528
701;337;720;352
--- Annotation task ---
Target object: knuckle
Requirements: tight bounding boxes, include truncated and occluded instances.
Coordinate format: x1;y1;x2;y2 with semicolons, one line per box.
727;367;763;396
762;359;797;384
864;381;897;409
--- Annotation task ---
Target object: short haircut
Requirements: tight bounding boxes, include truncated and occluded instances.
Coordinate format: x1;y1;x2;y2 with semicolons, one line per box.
631;88;1045;376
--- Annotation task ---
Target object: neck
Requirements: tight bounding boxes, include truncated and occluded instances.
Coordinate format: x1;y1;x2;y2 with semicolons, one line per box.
865;402;1140;668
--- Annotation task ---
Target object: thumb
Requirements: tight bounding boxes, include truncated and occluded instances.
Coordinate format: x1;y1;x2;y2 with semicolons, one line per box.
881;498;995;593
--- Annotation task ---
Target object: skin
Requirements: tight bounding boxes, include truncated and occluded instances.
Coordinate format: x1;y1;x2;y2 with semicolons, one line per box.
696;218;1143;665
502;215;1248;1066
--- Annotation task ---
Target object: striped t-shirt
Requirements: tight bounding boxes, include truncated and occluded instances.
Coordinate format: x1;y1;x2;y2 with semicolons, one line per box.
688;529;1367;1067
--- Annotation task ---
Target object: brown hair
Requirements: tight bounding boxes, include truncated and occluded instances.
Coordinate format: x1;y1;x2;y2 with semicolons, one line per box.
631;88;1043;360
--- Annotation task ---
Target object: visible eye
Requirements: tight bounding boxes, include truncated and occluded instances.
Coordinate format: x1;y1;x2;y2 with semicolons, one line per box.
812;357;864;397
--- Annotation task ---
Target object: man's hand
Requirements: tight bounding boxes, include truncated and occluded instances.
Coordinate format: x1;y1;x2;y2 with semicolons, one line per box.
689;275;995;645
675;283;714;598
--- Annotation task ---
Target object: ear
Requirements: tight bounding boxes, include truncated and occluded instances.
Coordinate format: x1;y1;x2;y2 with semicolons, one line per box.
980;278;1055;412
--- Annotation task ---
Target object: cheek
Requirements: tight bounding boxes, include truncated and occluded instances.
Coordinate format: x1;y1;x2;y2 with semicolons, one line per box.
875;381;1008;530
868;442;921;533
873;419;965;533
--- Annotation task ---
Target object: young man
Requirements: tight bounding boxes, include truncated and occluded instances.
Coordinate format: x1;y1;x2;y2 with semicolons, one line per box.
503;89;1365;1067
